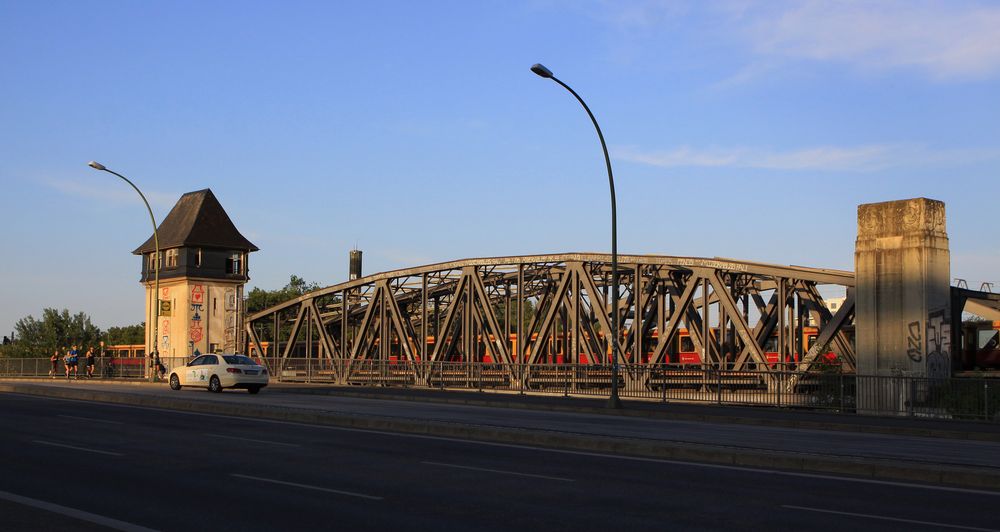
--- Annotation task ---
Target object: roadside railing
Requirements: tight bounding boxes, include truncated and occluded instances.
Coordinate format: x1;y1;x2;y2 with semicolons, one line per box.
3;357;998;421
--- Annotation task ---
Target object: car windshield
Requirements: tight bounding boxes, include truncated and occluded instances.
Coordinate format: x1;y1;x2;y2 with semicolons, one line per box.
223;355;257;366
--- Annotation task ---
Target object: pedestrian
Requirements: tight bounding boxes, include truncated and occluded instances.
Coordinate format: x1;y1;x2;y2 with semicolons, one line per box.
85;347;96;378
49;350;59;378
67;345;79;379
63;348;72;379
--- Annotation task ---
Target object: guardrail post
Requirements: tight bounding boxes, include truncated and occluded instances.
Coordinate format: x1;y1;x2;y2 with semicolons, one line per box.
777;371;782;408
661;366;667;403
985;381;990;421
716;369;722;405
839;374;845;414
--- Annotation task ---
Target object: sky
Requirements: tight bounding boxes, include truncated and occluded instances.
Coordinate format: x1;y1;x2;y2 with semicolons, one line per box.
1;0;998;334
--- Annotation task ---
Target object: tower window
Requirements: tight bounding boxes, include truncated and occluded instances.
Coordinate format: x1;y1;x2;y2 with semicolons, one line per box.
195;248;202;268
148;252;163;271
165;249;178;268
225;253;243;275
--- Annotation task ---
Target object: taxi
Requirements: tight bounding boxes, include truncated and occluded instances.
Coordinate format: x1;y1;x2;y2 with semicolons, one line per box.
168;354;269;394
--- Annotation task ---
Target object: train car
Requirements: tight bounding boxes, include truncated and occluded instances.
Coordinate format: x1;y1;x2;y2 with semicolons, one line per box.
959;320;1000;370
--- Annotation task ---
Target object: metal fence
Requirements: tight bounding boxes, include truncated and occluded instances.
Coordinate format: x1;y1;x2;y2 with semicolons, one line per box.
270;358;999;422
2;357;998;422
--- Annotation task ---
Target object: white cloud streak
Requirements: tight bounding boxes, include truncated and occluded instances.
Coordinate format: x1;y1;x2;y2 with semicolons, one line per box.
615;144;1000;172
583;1;1000;81
734;0;1000;80
41;178;177;210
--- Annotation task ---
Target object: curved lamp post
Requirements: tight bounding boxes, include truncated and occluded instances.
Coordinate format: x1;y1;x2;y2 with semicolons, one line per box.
531;63;622;409
88;161;160;381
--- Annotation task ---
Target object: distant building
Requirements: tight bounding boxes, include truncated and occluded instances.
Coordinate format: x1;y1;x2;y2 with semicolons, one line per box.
133;189;258;357
825;296;847;315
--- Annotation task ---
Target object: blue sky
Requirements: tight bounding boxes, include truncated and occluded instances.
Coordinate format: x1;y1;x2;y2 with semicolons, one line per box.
1;0;998;333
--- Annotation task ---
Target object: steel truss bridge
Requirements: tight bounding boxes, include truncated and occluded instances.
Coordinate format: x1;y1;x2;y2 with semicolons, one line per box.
245;253;856;393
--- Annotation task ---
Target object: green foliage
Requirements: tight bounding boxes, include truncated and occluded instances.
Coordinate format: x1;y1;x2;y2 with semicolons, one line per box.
105;323;145;345
1;308;101;358
246;275;322;315
492;300;537;335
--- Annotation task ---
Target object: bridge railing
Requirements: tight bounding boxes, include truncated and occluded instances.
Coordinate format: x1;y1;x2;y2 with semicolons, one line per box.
2;357;997;422
267;358;999;422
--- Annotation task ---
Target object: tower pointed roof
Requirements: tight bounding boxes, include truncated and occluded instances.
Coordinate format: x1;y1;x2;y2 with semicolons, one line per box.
132;188;258;254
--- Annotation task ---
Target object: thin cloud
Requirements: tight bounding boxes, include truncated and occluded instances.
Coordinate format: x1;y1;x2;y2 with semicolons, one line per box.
578;1;1000;82
41;178;177;210
736;0;1000;81
614;144;1000;172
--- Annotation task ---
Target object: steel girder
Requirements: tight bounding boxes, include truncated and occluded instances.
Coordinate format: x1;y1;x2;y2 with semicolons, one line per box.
245;253;855;388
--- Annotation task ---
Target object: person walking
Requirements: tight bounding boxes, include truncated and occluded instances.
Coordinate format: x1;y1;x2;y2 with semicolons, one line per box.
85;347;96;378
49;350;59;378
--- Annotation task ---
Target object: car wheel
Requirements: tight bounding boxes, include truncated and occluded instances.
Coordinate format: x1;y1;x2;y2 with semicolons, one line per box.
247;386;260;395
169;374;181;390
208;375;222;393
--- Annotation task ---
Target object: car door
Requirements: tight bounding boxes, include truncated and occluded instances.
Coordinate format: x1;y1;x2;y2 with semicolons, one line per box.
186;355;207;386
198;355;220;385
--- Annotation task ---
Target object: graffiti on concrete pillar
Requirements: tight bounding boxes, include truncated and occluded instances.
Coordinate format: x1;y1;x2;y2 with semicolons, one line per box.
190;285;205;345
926;309;951;379
906;321;922;362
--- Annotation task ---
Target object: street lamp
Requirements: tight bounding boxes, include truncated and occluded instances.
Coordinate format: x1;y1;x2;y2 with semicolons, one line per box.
531;63;623;409
88;161;160;382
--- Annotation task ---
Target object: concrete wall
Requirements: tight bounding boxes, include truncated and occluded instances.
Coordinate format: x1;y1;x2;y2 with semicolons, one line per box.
855;198;951;380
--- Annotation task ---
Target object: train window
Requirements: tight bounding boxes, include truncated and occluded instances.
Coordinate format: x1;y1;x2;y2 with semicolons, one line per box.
680;337;695;352
979;330;999;350
764;337;778;352
807;335;818;351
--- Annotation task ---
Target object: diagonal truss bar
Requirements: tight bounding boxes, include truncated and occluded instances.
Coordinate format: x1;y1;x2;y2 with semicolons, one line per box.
526;268;574;366
707;270;772;376
573;262;627;363
281;304;308;362
647;274;698;365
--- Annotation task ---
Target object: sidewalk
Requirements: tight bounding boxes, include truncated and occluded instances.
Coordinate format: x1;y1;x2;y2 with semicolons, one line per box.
2;378;999;490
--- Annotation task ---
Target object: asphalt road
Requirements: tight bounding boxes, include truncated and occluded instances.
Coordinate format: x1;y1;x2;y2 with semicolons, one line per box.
13;381;1000;470
1;392;999;531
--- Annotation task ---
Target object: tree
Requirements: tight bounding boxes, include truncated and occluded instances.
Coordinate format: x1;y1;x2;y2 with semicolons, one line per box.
246;275;322;315
1;308;101;358
105;323;145;346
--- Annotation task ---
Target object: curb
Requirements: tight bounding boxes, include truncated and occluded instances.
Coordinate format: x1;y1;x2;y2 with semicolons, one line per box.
3;382;999;491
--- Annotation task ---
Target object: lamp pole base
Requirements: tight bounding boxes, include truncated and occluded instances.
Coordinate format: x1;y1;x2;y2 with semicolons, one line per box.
606;394;623;410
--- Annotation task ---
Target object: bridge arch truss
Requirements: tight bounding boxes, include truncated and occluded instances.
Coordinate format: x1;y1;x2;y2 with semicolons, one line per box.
246;253;856;391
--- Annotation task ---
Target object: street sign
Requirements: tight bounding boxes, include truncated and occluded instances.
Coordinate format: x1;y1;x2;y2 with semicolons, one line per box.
160;300;172;316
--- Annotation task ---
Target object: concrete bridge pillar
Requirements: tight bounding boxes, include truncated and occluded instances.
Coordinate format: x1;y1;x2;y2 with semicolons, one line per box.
855;198;952;392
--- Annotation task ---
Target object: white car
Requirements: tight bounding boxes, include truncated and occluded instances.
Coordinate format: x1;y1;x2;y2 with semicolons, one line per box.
168;354;269;394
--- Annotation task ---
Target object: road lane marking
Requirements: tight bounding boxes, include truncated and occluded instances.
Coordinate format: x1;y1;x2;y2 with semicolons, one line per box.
0;489;157;532
231;474;382;500
421;461;575;482
782;505;1000;531
204;433;300;447
33;440;123;456
17;393;1000;497
59;414;124;425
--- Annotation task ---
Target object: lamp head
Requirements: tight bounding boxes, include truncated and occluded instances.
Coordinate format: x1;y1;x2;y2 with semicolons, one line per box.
87;161;107;171
530;63;554;79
